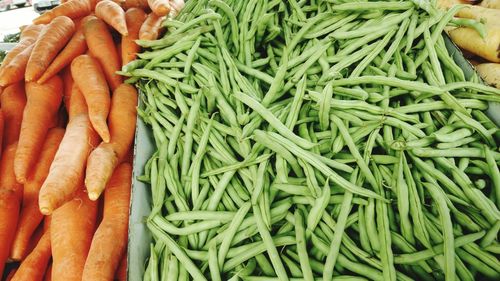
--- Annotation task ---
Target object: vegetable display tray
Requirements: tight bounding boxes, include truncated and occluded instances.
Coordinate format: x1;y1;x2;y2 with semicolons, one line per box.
126;35;500;281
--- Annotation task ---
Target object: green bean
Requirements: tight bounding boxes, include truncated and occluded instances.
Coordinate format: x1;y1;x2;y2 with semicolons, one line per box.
330;1;414;11
294;209;314;281
148;221;207;281
484;145;500;209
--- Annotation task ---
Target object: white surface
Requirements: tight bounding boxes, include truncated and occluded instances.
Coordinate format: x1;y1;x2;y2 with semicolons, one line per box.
0;7;37;40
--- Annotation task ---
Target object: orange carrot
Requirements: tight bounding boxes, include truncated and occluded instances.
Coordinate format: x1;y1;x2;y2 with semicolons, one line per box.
37;25;87;84
123;0;148;10
0;188;21;277
61;67;74;114
11;128;64;260
148;0;170;16
44;263;52;281
14;76;63;183
139;13;164;41
0;82;27;147
122;8;147;65
95;0;128;36
85;83;137;200
0;25;44;73
25;16;75;82
83;17;122;90
25;224;44;256
10;229;51;281
0;110;4;158
82;163;131;281
169;0;184;16
51;188;98;281
0;143;23;277
38;89;100;215
71;54;111;142
115;254;127;281
0;44;36;87
32;0;92;25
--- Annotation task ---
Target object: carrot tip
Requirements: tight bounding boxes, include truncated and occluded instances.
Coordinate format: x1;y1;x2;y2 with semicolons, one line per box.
88;192;100;201
39;207;52;215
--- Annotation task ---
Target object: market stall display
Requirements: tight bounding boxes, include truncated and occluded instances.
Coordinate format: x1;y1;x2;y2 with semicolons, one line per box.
0;0;183;280
125;0;500;280
0;0;499;280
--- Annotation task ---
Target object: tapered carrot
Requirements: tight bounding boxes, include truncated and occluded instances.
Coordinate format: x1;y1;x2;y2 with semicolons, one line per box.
71;54;111;142
32;0;92;25
0;44;36;87
38;88;100;215
0;143;23;277
139;13;164;41
95;0;128;36
0;110;3;158
14;76;63;183
0;82;27;147
25;16;75;82
37;25;87;84
82;163;131;281
122;8;147;65
0;188;21;277
83;17;122;90
51;188;98;281
169;0;184;17
11;229;51;281
0;25;44;73
11;128;64;260
25;224;44;257
86;84;137;200
115;254;127;281
148;0;170;16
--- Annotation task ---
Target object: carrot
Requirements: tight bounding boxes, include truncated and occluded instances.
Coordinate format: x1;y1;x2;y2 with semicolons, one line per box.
123;0;148;10
44;263;52;281
0;143;23;277
83;17;122;90
85;84;137;200
0;44;36;87
32;0;92;25
95;0;128;36
51;188;98;281
0;82;27;147
38;88;99;215
11;128;64;260
37;25;87;84
82;163;131;281
148;0;170;16
169;0;184;16
14;76;63;183
0;110;4;158
25;16;75;82
139;13;164;41
61;67;74;114
0;25;44;73
71;54;111;142
122;8;147;65
23;224;44;260
10;229;51;281
115;254;127;281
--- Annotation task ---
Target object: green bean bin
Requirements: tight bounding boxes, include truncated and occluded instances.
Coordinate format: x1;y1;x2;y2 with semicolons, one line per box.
125;35;500;280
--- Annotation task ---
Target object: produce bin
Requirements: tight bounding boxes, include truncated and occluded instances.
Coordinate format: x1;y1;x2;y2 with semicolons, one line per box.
126;34;500;280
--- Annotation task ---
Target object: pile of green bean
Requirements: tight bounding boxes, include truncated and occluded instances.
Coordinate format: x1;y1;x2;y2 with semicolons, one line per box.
125;0;500;280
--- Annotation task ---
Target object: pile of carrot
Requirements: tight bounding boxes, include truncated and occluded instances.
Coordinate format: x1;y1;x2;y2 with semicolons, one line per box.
0;0;183;279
